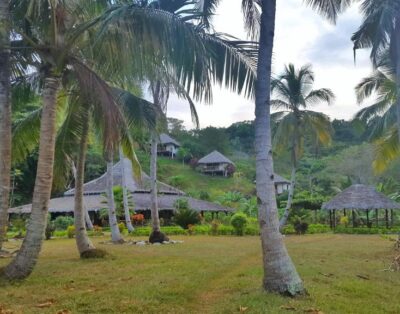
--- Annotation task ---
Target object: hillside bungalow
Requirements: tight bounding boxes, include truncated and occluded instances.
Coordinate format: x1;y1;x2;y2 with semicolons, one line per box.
274;174;291;195
9;158;233;223
197;150;235;177
158;133;180;158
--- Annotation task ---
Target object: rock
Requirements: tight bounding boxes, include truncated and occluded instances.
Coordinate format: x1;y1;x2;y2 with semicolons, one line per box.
162;241;171;244
136;241;146;246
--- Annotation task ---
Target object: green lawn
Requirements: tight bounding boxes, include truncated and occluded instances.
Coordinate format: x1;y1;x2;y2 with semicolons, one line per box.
1;234;399;314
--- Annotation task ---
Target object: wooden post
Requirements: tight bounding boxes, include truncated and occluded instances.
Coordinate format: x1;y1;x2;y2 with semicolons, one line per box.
216;212;219;219
344;209;347;217
366;210;370;228
375;209;379;227
385;209;389;229
333;210;336;229
329;210;332;229
200;211;204;218
391;209;394;227
211;212;215;220
352;210;356;228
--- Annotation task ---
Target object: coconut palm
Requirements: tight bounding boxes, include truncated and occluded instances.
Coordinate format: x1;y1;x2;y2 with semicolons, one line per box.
352;0;400;142
3;0;256;279
237;0;352;295
0;0;12;252
271;64;334;228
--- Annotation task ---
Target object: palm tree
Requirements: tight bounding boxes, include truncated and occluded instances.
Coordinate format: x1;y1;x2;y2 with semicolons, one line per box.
238;0;351;295
0;0;12;252
352;0;400;143
119;146;134;233
271;64;334;228
3;0;256;279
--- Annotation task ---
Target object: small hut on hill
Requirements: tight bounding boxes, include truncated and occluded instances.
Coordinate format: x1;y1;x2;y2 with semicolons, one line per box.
322;184;400;228
197;150;234;177
158;133;180;158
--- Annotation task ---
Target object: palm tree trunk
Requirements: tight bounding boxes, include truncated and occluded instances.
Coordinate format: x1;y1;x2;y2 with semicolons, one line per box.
119;147;134;232
395;19;400;145
85;206;94;230
279;165;296;229
150;131;161;233
255;0;304;295
105;150;124;243
3;75;61;280
0;0;12;252
74;114;96;255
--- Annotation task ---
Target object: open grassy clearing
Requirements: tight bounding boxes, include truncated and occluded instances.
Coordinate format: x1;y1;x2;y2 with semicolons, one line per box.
0;234;399;314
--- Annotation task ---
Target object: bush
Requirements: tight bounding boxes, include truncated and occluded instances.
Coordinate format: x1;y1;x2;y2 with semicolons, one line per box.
67;225;75;238
230;213;248;236
173;199;200;229
294;220;308;235
118;222;126;233
168;175;186;189
199;191;210;201
210;220;220;235
54;216;74;230
131;226;187;236
45;217;55;240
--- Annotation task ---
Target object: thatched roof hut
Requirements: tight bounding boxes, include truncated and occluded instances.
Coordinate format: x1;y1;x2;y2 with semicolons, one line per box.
198;150;234;165
159;133;180;147
322;184;400;211
64;158;184;196
9;193;233;215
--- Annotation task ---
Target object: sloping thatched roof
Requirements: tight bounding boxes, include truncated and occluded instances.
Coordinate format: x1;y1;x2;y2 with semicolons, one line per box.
273;174;290;184
322;184;400;211
9;193;233;214
159;133;180;147
197;150;234;165
64;158;184;196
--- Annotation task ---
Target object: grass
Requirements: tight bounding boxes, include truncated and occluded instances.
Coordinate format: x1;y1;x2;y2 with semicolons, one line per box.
0;234;399;314
137;153;256;197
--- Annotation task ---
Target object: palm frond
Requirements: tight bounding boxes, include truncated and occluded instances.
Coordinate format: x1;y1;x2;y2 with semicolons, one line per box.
373;126;400;173
241;0;261;39
304;0;354;23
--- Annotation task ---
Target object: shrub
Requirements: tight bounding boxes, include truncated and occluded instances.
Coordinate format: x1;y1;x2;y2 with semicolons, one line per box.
88;225;104;237
168;175;187;189
118;222;126;233
230;213;248;236
199;191;210;201
131;226;187;236
131;214;145;225
54;216;74;230
340;216;349;227
173;199;200;229
293;220;309;235
67;225;75;238
282;225;296;235
187;224;195;235
210;220;220;235
45;217;55;240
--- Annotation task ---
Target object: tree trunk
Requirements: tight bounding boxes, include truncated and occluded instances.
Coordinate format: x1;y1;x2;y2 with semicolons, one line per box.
85;206;94;230
279;165;296;229
254;0;304;295
150;132;161;233
74;114;96;255
3;75;61;280
105;150;124;243
119;147;134;232
0;0;11;251
395;19;400;145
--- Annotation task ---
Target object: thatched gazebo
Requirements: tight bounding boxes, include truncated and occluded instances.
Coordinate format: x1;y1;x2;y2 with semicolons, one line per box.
322;184;400;228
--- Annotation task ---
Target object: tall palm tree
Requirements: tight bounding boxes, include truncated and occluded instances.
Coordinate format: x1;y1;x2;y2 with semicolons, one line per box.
3;0;256;279
271;64;334;228
239;0;351;294
0;0;12;252
352;0;400;142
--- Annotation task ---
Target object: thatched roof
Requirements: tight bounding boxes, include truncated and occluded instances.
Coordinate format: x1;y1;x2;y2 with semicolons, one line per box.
159;133;180;147
64;158;184;196
9;193;233;214
273;174;290;184
322;184;400;211
197;151;234;165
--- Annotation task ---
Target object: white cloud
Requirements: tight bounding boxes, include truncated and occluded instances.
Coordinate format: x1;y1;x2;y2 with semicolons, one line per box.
165;0;373;129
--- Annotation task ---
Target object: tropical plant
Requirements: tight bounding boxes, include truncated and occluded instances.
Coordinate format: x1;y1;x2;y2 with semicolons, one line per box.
271;63;334;228
230;213;248;236
0;0;12;252
352;0;400;148
173;199;200;229
238;0;352;295
54;216;74;231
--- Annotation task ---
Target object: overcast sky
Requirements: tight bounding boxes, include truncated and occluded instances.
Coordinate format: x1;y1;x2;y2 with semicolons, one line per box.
167;0;372;129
